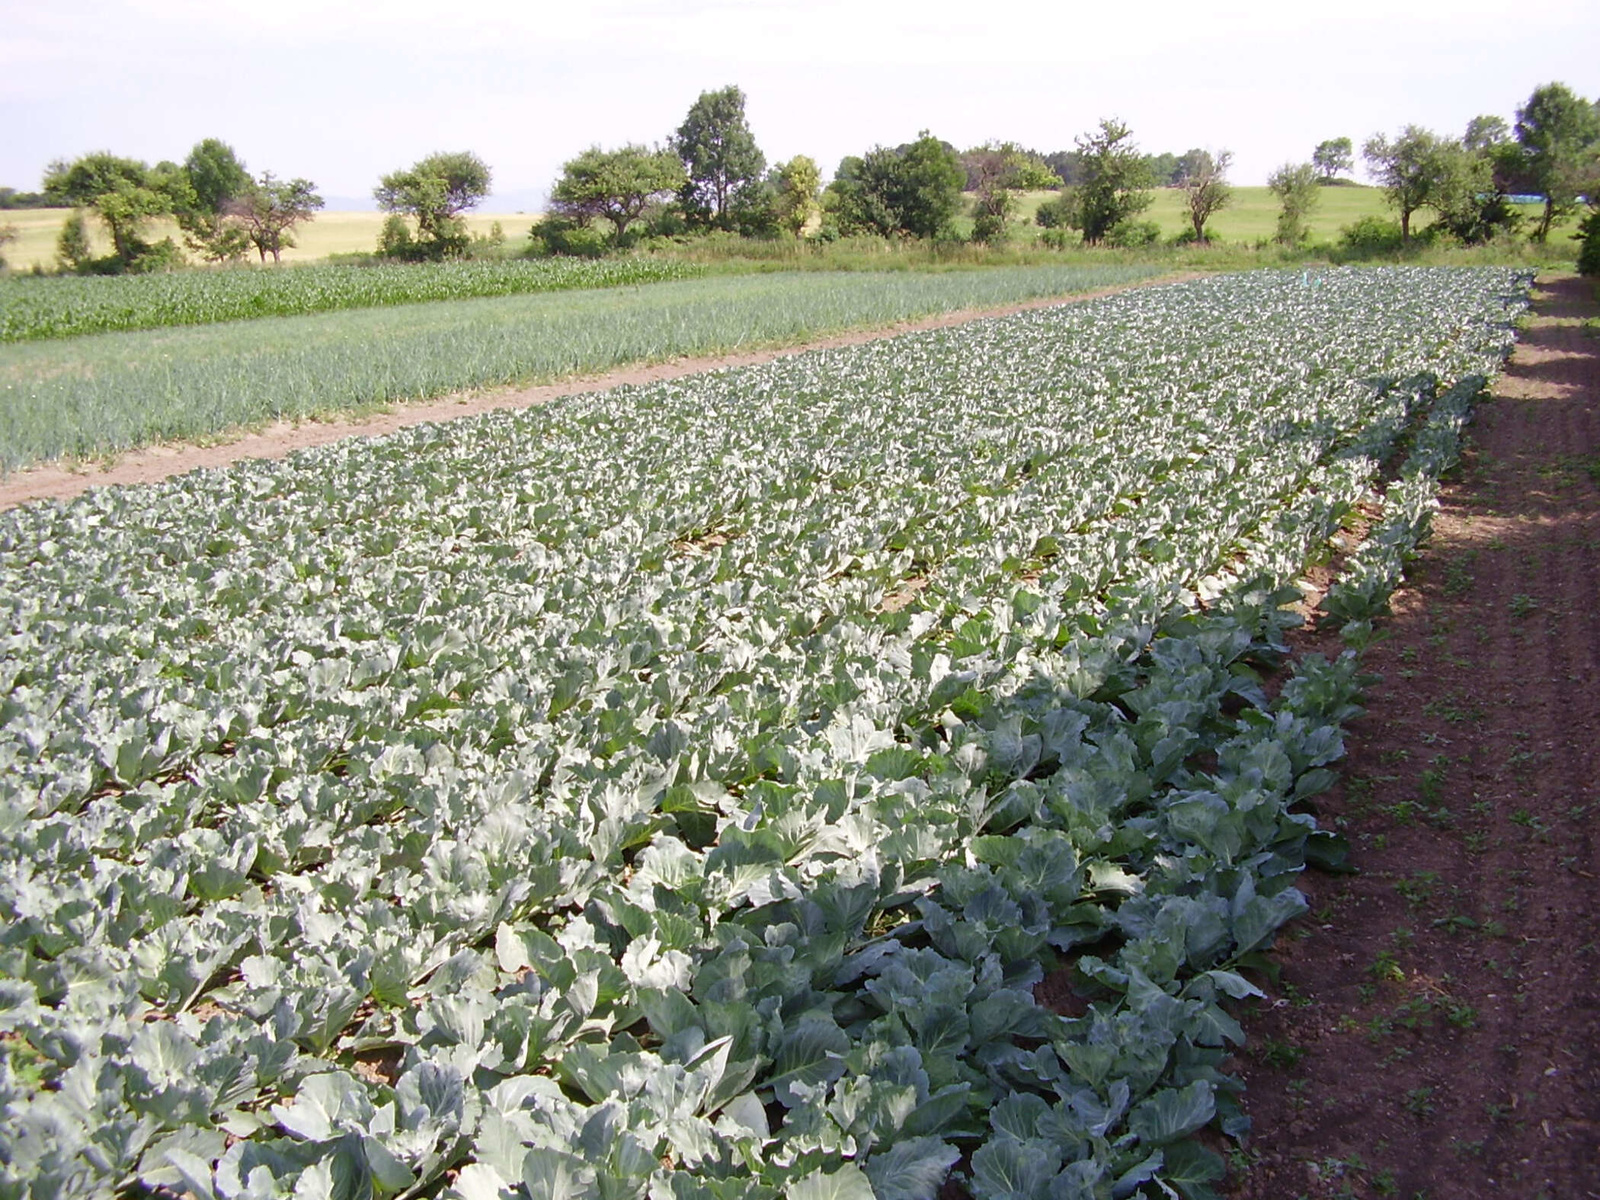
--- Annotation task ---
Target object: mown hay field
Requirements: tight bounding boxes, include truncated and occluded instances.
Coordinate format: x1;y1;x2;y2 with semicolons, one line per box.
0;209;535;271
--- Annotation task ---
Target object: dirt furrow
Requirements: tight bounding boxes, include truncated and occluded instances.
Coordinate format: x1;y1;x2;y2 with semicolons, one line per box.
1234;274;1600;1200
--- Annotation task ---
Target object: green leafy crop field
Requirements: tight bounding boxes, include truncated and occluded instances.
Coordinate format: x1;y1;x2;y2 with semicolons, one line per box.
0;267;1528;1199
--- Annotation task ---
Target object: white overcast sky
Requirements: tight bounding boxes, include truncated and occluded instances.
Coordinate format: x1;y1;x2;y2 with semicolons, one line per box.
3;0;1596;208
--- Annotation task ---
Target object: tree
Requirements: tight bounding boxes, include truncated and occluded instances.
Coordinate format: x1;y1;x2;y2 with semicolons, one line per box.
42;152;182;270
886;134;966;239
1266;162;1319;244
1463;115;1511;153
1182;150;1233;242
1173;149;1213;187
230;173;323;263
1039;149;1083;186
672;85;766;230
1515;82;1600;241
964;142;1060;244
178;138;252;262
826;133;965;240
374;151;492;257
1363;127;1446;244
1073;119;1153;244
827;151;900;237
549;145;684;243
1312;138;1354;183
770;155;822;236
0;188;51;209
1144;151;1181;187
1426;139;1516;244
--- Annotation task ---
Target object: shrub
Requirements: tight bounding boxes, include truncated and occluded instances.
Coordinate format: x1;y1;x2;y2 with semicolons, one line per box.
528;216;609;258
56;212;94;272
1034;192;1076;230
970;209;1010;245
378;214;415;259
1338;216;1406;258
1576;210;1600;276
125;238;186;274
379;215;469;261
1106;219;1160;248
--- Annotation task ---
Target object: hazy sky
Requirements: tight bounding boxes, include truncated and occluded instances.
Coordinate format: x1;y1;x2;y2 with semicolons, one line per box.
4;0;1596;209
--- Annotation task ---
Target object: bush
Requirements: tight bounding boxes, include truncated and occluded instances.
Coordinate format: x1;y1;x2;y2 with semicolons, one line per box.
56;212;94;272
970;210;1010;245
1338;216;1406;258
528;216;609;258
1039;228;1074;250
378;214;414;259
1034;192;1075;230
1106;219;1160;248
378;214;470;261
125;238;186;274
1576;210;1600;276
646;207;689;239
811;219;843;244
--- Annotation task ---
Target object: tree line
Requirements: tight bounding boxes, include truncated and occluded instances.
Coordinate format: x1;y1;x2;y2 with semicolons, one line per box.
2;142;324;274
5;80;1598;275
517;80;1600;258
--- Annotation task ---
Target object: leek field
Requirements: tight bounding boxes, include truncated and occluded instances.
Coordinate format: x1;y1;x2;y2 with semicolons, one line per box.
0;268;1529;1199
0;264;1159;471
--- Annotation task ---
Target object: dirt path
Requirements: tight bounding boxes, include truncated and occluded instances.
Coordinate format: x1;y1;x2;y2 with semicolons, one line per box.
1235;274;1600;1198
0;277;1191;513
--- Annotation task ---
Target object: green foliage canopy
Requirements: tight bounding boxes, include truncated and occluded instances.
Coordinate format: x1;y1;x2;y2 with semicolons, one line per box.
1073;119;1153;244
770;155;822;236
550;144;685;242
178;139;253;262
672;85;767;230
1266;162;1319;245
42;151;183;269
1311;138;1354;182
375;150;493;257
827;132;965;241
1362;127;1445;244
1514;82;1600;241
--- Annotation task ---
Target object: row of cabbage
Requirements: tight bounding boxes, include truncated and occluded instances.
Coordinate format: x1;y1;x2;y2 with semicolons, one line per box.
0;257;707;343
0;268;1529;1199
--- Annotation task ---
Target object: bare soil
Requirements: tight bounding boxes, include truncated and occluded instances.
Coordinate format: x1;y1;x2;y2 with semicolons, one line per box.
1232;275;1600;1199
0;276;1193;513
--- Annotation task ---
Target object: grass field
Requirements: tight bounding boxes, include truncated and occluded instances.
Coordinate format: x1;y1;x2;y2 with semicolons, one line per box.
0;208;535;271
0;263;1159;469
1002;185;1358;243
1001;184;1541;244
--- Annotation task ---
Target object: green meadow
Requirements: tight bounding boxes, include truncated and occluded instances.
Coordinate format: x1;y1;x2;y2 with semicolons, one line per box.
1004;184;1533;244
